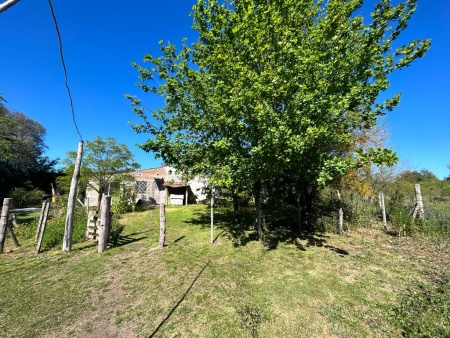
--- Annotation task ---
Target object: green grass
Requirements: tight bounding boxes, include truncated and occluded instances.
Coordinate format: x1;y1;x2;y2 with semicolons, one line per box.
1;204;449;337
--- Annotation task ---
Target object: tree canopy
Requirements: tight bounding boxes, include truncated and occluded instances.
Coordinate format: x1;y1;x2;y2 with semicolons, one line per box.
128;0;430;230
61;136;141;207
0;99;59;201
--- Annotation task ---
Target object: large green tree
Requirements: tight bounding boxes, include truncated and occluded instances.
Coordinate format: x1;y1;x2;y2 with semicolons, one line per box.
0;98;59;201
129;0;429;235
61;136;141;208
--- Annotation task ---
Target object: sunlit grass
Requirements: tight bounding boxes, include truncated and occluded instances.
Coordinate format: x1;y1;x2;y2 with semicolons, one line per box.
1;204;449;337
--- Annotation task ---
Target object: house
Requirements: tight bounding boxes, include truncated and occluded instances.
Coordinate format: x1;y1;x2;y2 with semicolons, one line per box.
132;166;207;205
84;165;207;207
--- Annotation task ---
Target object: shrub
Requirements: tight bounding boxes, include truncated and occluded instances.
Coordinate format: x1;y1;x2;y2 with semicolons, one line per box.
9;187;46;208
112;186;136;214
10;187;28;208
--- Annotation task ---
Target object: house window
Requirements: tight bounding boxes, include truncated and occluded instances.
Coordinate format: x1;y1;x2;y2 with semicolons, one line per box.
135;181;147;194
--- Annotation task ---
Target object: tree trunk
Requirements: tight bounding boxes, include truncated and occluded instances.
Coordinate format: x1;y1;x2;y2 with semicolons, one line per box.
297;194;302;233
63;140;83;252
0;198;12;253
254;181;262;241
232;192;239;224
336;190;344;235
159;203;166;249
210;187;214;245
97;186;104;213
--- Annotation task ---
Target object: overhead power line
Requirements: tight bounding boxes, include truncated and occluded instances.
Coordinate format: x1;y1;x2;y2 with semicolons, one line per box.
47;0;83;141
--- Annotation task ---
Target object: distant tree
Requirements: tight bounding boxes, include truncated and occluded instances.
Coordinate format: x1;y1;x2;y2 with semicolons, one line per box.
0;99;59;201
62;136;140;208
129;0;430;234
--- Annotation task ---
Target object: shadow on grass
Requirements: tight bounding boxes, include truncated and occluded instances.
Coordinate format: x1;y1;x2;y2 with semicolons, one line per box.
148;260;210;338
183;206;349;256
108;235;147;249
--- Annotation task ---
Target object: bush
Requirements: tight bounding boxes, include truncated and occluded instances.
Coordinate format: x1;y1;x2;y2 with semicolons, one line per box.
10;187;28;208
27;188;46;206
9;187;45;208
112;186;136;214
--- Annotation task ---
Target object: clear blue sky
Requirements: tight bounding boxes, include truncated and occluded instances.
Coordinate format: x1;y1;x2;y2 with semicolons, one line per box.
1;0;449;178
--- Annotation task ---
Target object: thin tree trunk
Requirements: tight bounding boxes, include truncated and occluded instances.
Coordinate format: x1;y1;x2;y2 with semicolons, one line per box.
98;195;111;253
159;203;166;249
63;140;83;252
336;190;344;235
254;181;262;241
97;188;103;213
232;192;239;224
0;198;12;253
210;187;214;245
297;194;302;234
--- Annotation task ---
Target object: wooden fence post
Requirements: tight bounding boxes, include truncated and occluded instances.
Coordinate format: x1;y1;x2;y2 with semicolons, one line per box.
98;195;111;253
63;140;84;252
159;203;166;249
35;201;47;240
35;200;50;241
0;198;12;253
379;192;387;233
36;201;51;254
412;184;425;220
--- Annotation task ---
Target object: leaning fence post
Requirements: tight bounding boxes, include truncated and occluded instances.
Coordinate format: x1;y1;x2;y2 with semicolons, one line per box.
63;140;84;252
36;201;51;254
379;192;387;233
36;200;49;241
0;198;12;253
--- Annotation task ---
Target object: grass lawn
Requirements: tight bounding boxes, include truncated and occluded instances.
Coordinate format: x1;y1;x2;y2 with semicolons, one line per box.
1;204;449;337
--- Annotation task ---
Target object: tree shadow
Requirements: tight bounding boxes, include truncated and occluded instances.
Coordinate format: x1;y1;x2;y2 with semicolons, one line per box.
148;260;210;338
184;205;349;256
108;235;147;248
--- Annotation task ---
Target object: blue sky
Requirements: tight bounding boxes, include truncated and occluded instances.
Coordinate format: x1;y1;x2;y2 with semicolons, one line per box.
1;0;449;178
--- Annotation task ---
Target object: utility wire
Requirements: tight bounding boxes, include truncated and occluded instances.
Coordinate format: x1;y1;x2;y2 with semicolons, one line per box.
47;0;83;141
